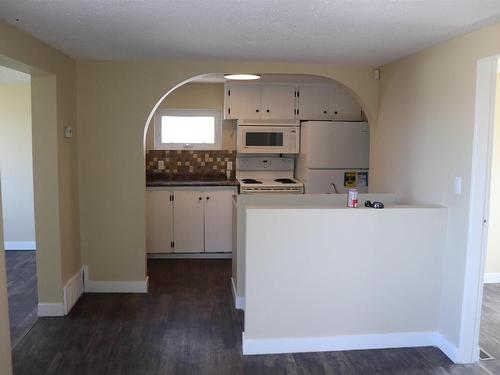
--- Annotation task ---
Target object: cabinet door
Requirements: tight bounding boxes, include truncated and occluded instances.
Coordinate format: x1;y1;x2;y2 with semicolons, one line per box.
204;190;235;253
225;84;261;119
173;191;205;253
331;90;362;121
297;86;330;120
261;85;297;120
146;190;174;253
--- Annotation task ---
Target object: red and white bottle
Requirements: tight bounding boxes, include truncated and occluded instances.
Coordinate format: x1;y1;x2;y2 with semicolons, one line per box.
347;188;359;208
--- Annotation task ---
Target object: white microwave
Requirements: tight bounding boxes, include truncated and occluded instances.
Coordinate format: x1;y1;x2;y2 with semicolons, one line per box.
237;121;300;154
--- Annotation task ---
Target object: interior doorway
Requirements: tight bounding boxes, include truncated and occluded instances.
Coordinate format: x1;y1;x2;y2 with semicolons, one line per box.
476;57;500;373
0;65;38;348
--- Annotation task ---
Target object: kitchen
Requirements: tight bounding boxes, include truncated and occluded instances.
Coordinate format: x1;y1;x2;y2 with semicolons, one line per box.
145;73;369;256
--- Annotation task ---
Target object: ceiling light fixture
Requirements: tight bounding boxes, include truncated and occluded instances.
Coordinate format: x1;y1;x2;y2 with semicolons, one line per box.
224;74;261;81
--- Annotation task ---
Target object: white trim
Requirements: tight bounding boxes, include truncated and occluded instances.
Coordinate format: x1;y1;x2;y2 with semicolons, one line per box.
457;56;499;364
484;273;500;284
63;267;84;314
38;303;64;317
434;333;460;363
148;252;232;259
83;265;149;293
242;331;455;357
4;241;36;250
231;277;245;310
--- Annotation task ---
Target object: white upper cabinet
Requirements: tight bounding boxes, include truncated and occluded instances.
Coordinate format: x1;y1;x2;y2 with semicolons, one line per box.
225;84;261;120
224;80;362;121
297;85;331;120
330;89;362;121
261;85;297;120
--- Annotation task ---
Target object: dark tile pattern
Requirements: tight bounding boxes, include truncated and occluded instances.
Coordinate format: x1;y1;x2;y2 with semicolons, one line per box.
5;251;38;348
146;150;236;176
11;259;486;375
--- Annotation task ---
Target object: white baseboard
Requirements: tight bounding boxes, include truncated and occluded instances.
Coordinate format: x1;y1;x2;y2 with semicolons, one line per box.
231;277;245;310
434;333;460;363
63;267;84;314
147;252;232;259
38;303;64;317
242;331;455;359
4;241;36;250
83;265;149;293
484;273;500;284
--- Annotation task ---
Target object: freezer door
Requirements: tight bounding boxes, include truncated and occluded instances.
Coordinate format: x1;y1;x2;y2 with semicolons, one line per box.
305;169;369;194
306;122;369;169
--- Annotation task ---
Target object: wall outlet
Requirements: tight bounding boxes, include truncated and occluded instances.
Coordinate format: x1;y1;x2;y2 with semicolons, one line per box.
227;161;233;171
454;176;462;195
158;160;165;170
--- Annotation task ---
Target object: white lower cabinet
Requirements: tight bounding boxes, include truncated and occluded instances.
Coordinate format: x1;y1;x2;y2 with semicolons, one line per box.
204;190;234;253
146;187;236;254
173;190;205;253
146;190;174;253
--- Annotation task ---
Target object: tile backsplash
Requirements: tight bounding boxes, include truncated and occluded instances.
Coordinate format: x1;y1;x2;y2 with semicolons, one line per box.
146;150;236;176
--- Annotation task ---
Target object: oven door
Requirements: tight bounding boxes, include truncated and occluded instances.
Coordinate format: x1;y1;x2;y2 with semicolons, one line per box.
237;126;298;154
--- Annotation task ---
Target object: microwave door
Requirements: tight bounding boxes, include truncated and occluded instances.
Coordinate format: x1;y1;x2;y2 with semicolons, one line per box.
245;131;284;147
239;127;287;153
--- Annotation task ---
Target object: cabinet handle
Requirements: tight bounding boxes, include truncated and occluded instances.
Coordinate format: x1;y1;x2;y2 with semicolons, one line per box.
206;196;210;200
323;110;327;114
266;109;270;113
198;197;202;201
256;109;259;113
334;111;338;115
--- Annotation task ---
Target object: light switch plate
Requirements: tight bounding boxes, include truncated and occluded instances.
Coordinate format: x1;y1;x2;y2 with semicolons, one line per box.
454;176;462;195
158;160;165;170
64;126;73;138
227;161;233;171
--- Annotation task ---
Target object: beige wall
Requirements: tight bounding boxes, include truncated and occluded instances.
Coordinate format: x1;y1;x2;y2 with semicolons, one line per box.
0;20;80;369
485;71;500;274
146;83;236;150
374;22;500;348
0;83;35;244
0;19;81;291
76;60;378;282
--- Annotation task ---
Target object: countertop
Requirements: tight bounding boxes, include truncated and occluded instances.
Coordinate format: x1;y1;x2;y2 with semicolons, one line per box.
146;174;239;187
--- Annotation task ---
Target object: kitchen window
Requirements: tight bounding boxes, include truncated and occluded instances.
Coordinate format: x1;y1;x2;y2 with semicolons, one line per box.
154;109;222;150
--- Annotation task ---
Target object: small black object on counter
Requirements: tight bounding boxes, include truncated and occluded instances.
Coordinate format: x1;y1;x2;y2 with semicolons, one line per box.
364;200;384;209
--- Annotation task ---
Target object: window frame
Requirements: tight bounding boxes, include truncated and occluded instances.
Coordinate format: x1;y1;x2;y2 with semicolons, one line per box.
153;108;222;150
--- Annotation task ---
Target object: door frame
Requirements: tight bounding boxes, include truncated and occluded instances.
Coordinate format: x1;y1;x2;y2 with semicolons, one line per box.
458;55;498;363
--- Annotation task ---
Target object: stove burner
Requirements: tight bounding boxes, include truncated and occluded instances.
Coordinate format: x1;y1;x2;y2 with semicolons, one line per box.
242;178;263;184
274;178;296;184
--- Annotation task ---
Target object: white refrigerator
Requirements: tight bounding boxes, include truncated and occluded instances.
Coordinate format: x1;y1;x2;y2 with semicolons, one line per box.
296;121;369;194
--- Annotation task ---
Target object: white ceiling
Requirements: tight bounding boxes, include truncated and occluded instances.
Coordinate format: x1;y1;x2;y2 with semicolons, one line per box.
1;1;500;65
0;65;30;84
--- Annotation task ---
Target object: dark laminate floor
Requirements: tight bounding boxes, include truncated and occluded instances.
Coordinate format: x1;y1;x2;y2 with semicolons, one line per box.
479;283;500;374
5;250;38;348
11;259;486;375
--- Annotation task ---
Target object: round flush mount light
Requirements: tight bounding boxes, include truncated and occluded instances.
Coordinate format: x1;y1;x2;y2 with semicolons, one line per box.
224;74;261;81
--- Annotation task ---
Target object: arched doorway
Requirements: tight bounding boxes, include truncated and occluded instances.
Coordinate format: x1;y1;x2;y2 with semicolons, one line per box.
142;72;371;271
